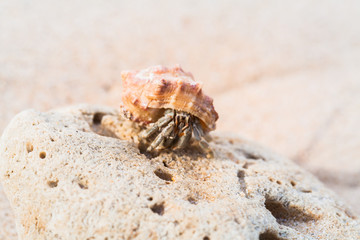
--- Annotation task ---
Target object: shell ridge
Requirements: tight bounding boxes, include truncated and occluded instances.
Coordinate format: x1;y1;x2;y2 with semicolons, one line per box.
121;65;218;131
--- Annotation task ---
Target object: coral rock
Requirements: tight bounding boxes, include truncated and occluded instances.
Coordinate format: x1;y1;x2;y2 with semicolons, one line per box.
0;105;359;239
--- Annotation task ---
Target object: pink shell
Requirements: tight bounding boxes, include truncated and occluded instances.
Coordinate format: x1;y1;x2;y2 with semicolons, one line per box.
121;65;218;131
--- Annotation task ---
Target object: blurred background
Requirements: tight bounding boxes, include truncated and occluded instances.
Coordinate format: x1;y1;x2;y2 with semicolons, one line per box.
1;0;360;238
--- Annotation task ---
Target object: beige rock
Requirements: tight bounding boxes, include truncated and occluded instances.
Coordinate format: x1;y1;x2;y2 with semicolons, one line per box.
0;186;17;239
0;105;359;240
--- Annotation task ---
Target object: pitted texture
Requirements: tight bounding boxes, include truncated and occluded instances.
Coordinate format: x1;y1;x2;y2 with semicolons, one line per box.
0;105;359;240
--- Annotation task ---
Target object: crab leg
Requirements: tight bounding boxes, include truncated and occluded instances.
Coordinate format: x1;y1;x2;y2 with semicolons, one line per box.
174;127;192;149
199;138;214;158
161;134;176;148
160;125;177;148
198;139;209;151
141;110;174;139
192;122;202;141
147;121;175;151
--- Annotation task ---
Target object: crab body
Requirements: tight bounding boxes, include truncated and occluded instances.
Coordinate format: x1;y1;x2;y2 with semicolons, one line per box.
121;65;218;154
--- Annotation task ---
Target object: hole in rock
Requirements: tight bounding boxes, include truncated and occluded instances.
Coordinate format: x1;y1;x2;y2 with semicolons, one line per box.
237;170;245;178
276;180;282;185
236;148;264;161
243;151;263;160
150;202;165;215
147;197;153;201
290;181;296;187
93;112;105;125
300;188;312;193
187;196;198;205
237;170;247;196
75;175;89;190
242;162;255;169
47;180;58;188
39;152;46;159
163;160;169;168
26;142;33;153
139;147;156;159
345;209;357;220
89;114;119;139
264;196;317;231
154;168;173;182
259;230;283;240
78;182;88;189
203;237;210;240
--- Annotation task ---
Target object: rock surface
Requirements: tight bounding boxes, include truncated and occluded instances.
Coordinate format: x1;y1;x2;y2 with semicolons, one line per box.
0;105;359;240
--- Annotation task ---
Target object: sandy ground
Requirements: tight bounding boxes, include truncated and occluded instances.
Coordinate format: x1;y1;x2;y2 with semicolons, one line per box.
1;0;359;238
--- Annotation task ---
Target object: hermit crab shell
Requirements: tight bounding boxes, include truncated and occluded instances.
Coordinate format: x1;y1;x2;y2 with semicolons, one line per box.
121;65;218;131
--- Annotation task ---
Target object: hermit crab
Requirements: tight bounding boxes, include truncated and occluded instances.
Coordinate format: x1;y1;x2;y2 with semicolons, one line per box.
121;65;218;156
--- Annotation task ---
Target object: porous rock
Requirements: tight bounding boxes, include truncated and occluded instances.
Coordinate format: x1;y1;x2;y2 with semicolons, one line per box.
0;105;359;240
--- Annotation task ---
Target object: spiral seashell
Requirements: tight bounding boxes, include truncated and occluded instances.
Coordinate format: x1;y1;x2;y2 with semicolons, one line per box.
121;65;218;131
